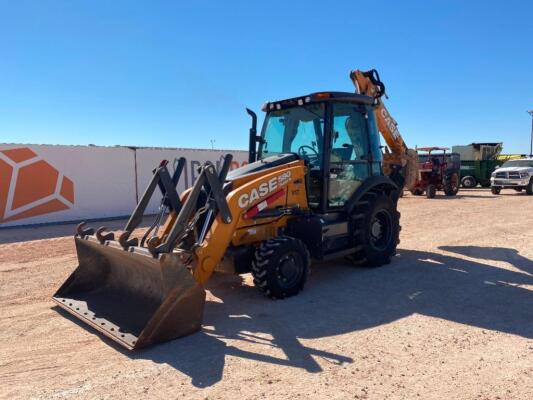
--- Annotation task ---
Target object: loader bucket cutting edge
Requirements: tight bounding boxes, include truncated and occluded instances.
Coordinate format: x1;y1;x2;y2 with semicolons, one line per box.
52;236;206;350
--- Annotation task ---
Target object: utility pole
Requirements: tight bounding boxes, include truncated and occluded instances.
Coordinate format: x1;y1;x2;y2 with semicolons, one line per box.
210;139;216;150
528;110;533;157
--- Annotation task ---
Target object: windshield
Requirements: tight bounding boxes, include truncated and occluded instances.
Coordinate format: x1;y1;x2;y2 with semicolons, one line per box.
259;104;325;165
501;159;533;168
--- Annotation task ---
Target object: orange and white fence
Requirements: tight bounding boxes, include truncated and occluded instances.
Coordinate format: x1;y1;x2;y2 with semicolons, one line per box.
0;144;248;227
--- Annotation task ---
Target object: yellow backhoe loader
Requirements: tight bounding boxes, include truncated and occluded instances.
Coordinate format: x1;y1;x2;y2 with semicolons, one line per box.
53;69;406;350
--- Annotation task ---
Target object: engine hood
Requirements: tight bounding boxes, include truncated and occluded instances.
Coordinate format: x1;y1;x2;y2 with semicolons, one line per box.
226;153;299;180
494;166;532;173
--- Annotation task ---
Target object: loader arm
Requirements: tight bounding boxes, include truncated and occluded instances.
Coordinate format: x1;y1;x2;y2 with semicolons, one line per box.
350;69;418;190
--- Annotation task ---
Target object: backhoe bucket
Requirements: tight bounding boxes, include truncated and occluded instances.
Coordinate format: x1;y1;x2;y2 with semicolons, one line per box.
53;236;205;350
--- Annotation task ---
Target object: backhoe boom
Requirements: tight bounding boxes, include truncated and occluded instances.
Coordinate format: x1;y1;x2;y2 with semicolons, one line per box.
350;69;418;190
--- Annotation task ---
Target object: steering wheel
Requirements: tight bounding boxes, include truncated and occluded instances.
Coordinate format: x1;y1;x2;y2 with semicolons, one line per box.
297;145;319;166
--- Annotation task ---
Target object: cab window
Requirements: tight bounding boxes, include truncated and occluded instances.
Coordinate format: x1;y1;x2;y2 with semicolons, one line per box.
259;103;325;208
260;104;325;163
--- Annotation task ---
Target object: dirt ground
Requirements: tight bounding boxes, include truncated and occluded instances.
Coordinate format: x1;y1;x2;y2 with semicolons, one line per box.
1;188;532;400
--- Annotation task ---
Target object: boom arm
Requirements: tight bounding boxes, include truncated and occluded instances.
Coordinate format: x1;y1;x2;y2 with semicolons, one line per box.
350;69;418;190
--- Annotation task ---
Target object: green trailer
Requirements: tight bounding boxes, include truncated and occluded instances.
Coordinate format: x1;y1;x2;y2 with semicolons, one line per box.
459;159;502;188
452;143;503;188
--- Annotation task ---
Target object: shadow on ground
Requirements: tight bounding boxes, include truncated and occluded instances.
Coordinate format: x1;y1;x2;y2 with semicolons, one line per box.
440;245;533;275
121;246;532;387
434;193;497;199
402;192;495;200
0;216;156;244
403;188;529;200
55;246;533;387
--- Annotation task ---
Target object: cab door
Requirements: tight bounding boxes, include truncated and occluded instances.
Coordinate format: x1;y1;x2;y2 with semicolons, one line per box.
328;103;370;208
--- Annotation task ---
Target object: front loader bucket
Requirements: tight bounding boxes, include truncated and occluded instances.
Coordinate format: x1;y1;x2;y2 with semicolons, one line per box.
53;236;205;350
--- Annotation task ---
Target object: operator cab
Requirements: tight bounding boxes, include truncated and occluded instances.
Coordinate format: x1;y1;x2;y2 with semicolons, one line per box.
255;92;384;212
417;147;449;174
416;147;460;175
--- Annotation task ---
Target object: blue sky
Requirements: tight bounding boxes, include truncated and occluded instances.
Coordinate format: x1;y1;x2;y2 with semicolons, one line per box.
1;0;532;153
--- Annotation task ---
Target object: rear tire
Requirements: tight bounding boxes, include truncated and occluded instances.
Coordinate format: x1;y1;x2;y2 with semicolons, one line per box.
526;179;533;195
461;176;477;188
348;192;400;267
252;236;310;299
444;173;459;196
410;188;423;196
491;186;501;195
426;184;436;198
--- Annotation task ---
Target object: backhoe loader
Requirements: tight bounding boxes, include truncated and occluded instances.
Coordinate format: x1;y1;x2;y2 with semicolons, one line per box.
53;70;403;350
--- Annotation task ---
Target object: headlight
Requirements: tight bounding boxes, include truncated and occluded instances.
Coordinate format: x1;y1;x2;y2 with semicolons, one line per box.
491;172;496;177
520;172;529;178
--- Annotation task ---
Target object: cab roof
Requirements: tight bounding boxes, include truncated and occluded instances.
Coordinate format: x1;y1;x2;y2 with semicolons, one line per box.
262;91;374;112
417;146;449;152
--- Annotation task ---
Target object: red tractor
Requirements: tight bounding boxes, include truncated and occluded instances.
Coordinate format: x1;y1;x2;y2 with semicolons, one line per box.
410;147;460;198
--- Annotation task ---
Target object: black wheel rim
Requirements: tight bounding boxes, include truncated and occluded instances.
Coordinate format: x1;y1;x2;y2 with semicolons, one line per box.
276;252;303;290
369;210;393;250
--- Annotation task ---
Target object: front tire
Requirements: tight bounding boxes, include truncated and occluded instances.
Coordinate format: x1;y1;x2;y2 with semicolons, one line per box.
426;184;436;198
526;179;533;195
491;186;501;195
444;173;459;196
349;193;400;267
252;236;310;299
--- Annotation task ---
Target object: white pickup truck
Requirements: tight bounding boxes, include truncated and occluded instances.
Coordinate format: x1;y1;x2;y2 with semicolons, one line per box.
490;158;533;194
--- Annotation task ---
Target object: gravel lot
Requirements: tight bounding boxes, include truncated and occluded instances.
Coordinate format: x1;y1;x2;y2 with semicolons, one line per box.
1;188;532;399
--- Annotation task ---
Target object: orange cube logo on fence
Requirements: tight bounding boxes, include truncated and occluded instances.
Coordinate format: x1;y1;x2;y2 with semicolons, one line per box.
0;147;75;223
